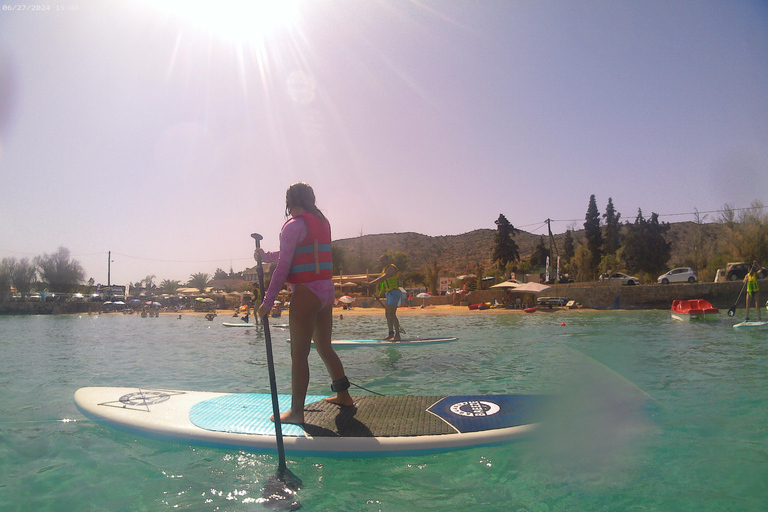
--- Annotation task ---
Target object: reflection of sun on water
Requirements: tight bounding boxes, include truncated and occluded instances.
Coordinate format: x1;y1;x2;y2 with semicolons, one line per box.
145;0;301;43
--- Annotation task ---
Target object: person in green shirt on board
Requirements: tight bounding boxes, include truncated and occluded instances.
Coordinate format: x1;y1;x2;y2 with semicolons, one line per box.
368;253;402;341
744;262;762;322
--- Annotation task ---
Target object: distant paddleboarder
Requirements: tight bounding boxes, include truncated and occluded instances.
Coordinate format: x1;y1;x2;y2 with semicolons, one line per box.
368;253;401;341
744;262;762;322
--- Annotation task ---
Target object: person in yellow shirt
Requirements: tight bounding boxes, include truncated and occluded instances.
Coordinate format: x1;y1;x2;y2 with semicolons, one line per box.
368;254;402;341
744;262;761;322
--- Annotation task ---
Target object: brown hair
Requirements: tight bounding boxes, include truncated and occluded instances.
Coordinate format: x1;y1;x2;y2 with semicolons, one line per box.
285;182;326;221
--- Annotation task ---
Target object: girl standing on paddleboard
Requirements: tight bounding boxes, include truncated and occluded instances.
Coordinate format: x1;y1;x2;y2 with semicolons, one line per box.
744;262;762;322
256;182;353;424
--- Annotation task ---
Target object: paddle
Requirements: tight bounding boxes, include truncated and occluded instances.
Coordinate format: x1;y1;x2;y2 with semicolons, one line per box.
251;233;302;510
728;262;755;317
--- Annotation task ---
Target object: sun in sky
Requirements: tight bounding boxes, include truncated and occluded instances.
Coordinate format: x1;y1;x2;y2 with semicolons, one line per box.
145;0;301;43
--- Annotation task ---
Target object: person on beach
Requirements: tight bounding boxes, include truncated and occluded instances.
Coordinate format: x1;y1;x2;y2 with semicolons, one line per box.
744;262;761;322
368;253;401;341
256;182;353;424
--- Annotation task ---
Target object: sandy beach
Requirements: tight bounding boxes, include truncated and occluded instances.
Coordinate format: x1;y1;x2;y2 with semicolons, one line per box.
181;303;595;320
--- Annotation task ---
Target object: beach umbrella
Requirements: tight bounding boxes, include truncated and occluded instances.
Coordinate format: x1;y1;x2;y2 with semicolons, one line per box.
513;282;551;293
416;292;431;306
490;280;521;289
338;296;354;304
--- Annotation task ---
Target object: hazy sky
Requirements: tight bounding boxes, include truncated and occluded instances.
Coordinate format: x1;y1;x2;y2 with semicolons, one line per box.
1;0;766;285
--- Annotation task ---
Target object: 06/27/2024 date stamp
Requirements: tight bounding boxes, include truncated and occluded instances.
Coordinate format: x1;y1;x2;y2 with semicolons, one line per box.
2;5;88;11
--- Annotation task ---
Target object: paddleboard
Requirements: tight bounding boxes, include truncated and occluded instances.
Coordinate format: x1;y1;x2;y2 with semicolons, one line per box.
222;323;289;328
74;387;546;457
733;320;768;330
288;337;459;347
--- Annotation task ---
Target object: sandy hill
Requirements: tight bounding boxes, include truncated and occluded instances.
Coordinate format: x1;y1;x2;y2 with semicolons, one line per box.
332;221;726;274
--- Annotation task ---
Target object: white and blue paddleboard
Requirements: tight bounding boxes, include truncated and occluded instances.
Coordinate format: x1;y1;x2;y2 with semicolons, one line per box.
222;322;289;328
733;320;768;330
289;337;459;347
74;387;545;457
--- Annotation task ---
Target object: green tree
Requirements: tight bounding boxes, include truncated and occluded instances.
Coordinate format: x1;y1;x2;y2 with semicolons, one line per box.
331;244;349;276
159;279;182;294
528;235;549;269
730;200;768;264
571;243;592;282
188;273;211;294
380;251;409;274
3;257;36;295
492;214;520;270
35;247;85;293
584;195;603;274
143;275;157;291
622;209;671;275
424;255;443;295
562;230;575;263
0;258;12;301
603;197;622;255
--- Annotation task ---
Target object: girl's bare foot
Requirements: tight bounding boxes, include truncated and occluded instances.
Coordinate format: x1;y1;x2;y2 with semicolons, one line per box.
325;392;354;407
271;409;304;424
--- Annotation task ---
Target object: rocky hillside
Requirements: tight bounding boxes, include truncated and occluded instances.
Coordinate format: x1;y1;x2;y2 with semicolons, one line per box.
332;221;728;275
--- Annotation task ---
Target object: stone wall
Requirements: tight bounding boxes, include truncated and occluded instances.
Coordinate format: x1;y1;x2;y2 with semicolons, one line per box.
456;281;753;310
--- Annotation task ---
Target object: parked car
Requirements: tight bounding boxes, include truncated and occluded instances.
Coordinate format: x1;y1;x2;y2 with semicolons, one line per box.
27;292;42;302
536;296;569;307
543;274;574;284
658;267;698;284
726;262;768;281
600;272;641;285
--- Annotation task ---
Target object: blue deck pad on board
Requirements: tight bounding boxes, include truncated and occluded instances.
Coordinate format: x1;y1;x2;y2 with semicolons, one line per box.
189;394;328;437
428;395;549;433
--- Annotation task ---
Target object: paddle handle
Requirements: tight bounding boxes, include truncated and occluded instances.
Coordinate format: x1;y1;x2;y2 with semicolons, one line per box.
252;233;287;471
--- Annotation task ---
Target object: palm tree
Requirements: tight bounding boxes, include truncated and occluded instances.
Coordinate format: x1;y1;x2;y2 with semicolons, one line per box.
188;273;211;294
159;279;182;294
143;275;157;291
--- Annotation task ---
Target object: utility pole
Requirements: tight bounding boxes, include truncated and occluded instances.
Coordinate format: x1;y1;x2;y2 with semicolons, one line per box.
547;219;560;286
107;251;111;287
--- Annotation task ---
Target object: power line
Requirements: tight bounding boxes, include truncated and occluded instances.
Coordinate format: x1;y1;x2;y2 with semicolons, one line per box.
547;204;766;226
111;252;253;264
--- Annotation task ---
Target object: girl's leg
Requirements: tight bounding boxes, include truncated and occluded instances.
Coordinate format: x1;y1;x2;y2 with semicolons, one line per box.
277;284;320;424
312;304;353;406
385;305;401;341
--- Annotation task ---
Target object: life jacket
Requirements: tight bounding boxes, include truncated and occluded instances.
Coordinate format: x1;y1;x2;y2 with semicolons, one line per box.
286;212;333;284
747;272;759;293
379;264;400;293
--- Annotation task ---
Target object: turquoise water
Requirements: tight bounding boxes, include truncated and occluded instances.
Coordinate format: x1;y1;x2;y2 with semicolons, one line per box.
1;310;766;511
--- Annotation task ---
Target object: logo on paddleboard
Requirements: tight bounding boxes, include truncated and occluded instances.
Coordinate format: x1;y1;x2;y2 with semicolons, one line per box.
119;391;171;407
449;400;500;417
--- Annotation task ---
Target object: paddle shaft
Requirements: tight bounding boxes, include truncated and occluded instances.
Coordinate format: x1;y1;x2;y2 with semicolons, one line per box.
251;233;287;472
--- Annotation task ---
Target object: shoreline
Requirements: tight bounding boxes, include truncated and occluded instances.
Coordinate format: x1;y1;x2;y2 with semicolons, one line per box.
186;303;599;319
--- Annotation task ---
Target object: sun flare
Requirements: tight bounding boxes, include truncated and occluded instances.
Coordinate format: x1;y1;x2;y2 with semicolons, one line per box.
147;0;301;43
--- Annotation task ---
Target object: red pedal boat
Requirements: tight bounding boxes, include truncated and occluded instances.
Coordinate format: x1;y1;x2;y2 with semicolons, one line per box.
670;299;719;321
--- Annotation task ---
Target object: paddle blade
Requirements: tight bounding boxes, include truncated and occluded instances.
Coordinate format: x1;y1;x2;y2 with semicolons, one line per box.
728;306;736;317
260;468;303;511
